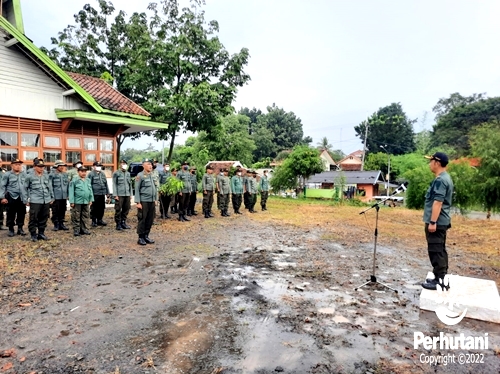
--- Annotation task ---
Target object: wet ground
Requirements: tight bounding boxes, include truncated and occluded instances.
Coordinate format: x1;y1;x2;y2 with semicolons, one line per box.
0;207;499;373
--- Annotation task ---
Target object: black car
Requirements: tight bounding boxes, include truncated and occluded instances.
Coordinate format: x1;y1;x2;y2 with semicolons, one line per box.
129;162;143;178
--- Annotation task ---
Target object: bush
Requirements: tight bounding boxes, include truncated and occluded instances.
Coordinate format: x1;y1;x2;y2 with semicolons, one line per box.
404;166;433;209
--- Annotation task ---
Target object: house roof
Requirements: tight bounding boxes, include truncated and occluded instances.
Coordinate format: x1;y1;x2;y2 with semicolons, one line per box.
307;170;382;185
319;149;336;165
67;72;150;117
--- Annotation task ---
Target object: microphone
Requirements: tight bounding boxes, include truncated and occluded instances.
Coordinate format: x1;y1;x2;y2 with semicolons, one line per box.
392;182;408;196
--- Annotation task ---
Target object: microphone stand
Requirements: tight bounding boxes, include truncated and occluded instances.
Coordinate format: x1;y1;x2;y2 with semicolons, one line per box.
354;183;407;293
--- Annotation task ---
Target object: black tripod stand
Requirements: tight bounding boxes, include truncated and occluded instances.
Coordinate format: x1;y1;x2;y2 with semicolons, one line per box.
354;184;407;293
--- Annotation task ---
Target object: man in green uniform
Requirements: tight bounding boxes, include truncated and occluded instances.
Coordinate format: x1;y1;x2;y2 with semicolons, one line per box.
67;160;83;182
170;168;179;214
421;152;454;291
216;168;224;213
88;161;109;227
231;167;244;214
158;163;171;219
49;160;69;231
113;159;132;230
24;159;54;242
243;169;250;210
187;166;198;216
177;161;192;222
0;159;27;237
69;166;93;236
259;169;270;211
202;165;215;218
135;159;158;245
248;170;258;213
0;161;5;230
218;168;231;217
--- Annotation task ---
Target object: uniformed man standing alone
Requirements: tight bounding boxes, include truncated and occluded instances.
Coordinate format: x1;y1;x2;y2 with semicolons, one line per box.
49;160;69;231
135;159;157;245
177;162;192;222
231;167;244;214
259;170;270;211
218;168;231;217
88;161;109;227
24;159;54;241
202;166;215;218
0;159;27;237
113;159;132;230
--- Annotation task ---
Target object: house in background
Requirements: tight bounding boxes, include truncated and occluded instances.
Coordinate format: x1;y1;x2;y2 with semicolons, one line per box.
338;150;363;171
319;149;337;171
306;170;383;201
0;0;167;176
205;161;245;175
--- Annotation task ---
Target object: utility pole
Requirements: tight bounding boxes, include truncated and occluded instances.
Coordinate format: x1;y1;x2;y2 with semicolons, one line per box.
361;121;369;171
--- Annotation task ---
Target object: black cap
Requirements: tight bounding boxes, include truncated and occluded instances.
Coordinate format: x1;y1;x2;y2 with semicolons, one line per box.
11;159;23;164
182;161;189;166
120;159;128;164
34;159;45;167
206;165;213;170
77;166;88;172
425;152;449;166
73;160;83;167
93;161;103;166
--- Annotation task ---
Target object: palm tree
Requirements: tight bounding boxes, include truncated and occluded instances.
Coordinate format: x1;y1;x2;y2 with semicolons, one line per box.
316;136;332;151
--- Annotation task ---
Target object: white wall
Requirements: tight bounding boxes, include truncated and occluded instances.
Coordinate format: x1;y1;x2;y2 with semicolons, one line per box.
0;29;89;122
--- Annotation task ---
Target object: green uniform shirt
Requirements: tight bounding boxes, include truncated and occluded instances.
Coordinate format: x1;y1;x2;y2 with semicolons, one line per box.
0;170;27;201
87;170;109;196
231;175;244;194
423;171;454;226
177;170;192;193
24;173;54;204
248;177;258;194
67;168;78;182
112;169;132;197
218;175;231;194
135;171;158;203
202;173;215;191
259;175;270;191
190;173;198;193
69;177;94;204
243;175;250;193
49;171;69;200
159;170;171;185
152;168;160;189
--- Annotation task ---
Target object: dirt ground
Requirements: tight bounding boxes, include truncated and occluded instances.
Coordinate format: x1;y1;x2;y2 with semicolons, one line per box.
0;198;499;374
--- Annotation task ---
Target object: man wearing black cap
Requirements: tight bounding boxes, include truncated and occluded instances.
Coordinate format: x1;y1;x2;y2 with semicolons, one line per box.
259;170;270;211
135;159;157;245
177;161;192;222
88;161;109;227
49;160;69;231
68;160;83;182
158;163;171;219
247;170;259;213
24;159;54;241
202;165;215;218
218;168;231;217
112;159;132;230
421;152;454;290
0;159;27;237
69;166;93;236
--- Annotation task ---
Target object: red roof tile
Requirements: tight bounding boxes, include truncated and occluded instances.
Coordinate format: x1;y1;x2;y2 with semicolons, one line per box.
67;72;150;117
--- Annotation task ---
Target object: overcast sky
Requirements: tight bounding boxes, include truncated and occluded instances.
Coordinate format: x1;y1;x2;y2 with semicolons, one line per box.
22;0;500;154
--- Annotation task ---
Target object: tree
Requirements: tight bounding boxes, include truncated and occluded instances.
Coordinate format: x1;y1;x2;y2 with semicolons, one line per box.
432;92;486;121
447;161;480;214
403;166;433;210
329;149;345;162
469;121;500;212
239;107;262;134
257;104;305;156
354;103;416;155
270;146;323;191
431;97;500;156
316;136;333;151
251;124;276;163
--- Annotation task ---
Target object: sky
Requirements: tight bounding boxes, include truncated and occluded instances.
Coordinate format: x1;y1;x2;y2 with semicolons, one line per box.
21;0;500;154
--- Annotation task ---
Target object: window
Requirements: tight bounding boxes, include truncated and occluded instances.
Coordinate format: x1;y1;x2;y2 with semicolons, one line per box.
21;133;40;147
45;136;61;147
0;132;17;146
66;151;81;164
100;153;113;164
84;138;97;150
85;153;97;163
23;151;39;160
100;139;114;151
43;150;62;163
0;148;18;162
67;138;81;148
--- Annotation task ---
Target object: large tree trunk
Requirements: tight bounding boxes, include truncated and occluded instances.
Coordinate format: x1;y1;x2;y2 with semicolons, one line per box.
116;134;126;169
167;130;176;163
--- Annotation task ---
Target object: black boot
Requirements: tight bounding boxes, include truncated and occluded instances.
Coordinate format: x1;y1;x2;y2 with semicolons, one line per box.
192;210;198;216
91;219;97;227
186;210;192;216
116;222;123;231
225;209;231;217
209;211;215;217
144;235;155;244
52;222;59;231
59;223;69;231
37;232;49;240
137;235;147;246
182;212;191;221
204;210;210;218
8;227;15;237
178;213;184;222
17;227;26;236
121;220;131;229
31;234;38;242
97;219;107;226
74;230;81;237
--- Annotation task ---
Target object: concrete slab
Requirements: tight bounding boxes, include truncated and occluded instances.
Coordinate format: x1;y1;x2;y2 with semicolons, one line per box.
419;273;500;324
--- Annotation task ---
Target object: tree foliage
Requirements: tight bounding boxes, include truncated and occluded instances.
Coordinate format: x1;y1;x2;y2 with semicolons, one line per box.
270;146;323;191
431;96;500;156
403;166;434;210
447;161;479;214
432;92;486;121
354;103;416;155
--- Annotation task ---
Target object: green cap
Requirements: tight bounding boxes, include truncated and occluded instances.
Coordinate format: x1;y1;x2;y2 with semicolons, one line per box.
142;158;153;164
